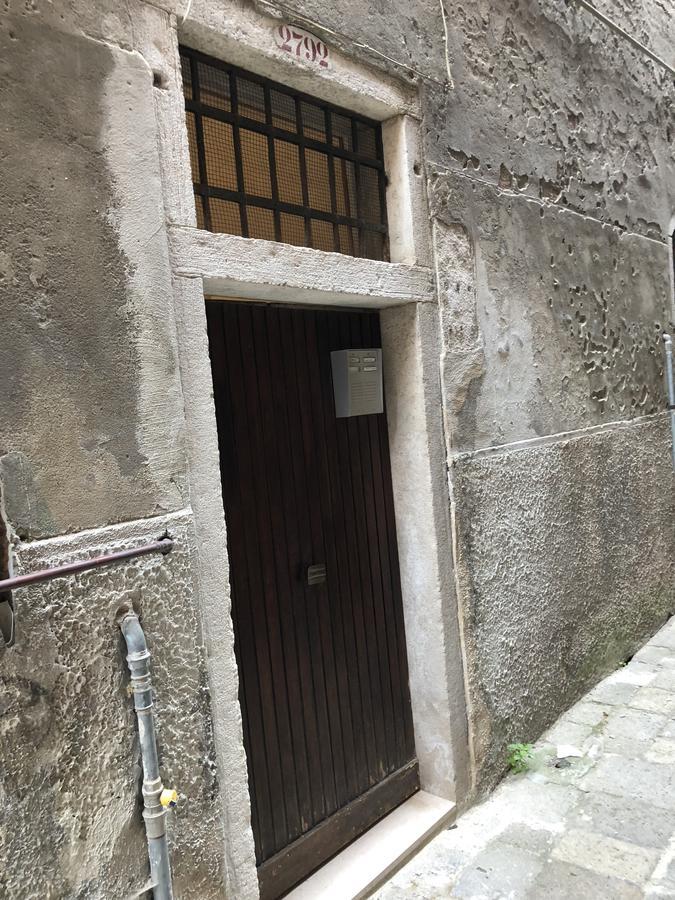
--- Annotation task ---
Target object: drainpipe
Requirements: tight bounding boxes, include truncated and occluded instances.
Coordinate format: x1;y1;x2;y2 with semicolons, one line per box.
120;612;175;900
663;333;675;471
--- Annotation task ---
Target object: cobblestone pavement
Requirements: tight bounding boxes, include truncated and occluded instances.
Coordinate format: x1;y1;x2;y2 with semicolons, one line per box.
376;616;675;899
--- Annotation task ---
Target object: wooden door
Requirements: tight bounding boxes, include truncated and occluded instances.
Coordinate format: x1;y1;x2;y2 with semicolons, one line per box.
206;301;418;898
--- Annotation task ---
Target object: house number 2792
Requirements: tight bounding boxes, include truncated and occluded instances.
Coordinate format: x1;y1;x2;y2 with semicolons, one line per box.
274;24;329;69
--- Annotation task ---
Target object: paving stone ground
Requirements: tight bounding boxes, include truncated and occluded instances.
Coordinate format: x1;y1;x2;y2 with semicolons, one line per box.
376;616;675;899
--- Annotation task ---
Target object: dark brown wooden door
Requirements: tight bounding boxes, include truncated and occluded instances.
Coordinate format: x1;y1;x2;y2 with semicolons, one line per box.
206;301;418;898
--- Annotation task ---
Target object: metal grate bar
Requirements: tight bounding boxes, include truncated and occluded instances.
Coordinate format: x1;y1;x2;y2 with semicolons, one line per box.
180;45;389;260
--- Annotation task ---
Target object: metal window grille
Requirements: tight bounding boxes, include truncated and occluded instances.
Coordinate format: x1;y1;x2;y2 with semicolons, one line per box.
180;46;389;261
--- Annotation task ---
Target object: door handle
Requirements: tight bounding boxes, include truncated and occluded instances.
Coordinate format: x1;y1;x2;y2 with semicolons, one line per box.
307;564;326;586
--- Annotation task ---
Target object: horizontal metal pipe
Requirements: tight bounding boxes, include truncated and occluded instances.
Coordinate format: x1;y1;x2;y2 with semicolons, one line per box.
0;539;173;593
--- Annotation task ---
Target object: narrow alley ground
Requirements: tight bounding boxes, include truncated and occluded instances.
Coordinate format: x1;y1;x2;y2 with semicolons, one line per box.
376;615;675;899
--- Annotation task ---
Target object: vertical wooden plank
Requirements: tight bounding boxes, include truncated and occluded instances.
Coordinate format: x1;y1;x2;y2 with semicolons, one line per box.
277;308;332;827
236;304;308;851
263;305;317;838
334;312;389;784
363;313;413;765
289;310;340;817
207;302;281;860
251;304;314;844
340;313;391;781
225;304;292;854
345;312;396;776
315;310;367;801
317;311;372;797
302;311;356;807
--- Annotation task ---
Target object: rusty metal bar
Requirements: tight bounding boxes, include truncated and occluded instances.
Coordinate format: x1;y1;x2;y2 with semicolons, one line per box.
0;538;173;593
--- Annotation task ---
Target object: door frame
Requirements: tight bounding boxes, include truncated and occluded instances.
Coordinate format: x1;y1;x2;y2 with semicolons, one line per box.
153;6;472;895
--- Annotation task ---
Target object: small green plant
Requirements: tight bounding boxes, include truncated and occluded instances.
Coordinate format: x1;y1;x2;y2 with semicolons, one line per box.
507;742;534;774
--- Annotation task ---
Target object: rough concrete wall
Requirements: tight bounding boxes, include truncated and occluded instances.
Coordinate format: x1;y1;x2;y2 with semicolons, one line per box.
453;419;675;785
0;513;225;899
0;4;237;896
264;0;675;791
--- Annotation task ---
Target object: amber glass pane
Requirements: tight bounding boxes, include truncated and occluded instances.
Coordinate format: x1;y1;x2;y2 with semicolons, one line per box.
271;90;297;133
180;55;193;100
240;129;272;197
275;140;304;205
301;101;326;141
305;149;331;213
195;194;206;229
248;206;276;241
310;219;335;253
198;62;231;110
202;118;238;191
333;158;356;217
280;213;306;246
356;121;377;159
331;113;352;151
210;198;242;234
237;77;266;122
359;165;382;224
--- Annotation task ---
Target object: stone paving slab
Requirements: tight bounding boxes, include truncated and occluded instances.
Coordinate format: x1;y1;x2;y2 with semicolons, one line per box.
375;615;675;899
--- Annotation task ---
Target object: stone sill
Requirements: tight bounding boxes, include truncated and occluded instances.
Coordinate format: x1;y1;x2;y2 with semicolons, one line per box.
286;791;456;899
168;225;435;308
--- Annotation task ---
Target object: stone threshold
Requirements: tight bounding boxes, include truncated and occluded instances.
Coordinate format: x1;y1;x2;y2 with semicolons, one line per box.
286;791;456;899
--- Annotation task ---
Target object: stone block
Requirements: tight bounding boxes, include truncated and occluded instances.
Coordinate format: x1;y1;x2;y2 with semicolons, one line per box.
566;701;612;728
603;708;668;743
529;859;643;900
579;757;675;807
629;687;675;716
645;738;675;766
541;718;594;748
452;843;544;899
551;829;660;883
568;791;675;850
587;680;643;707
0;17;187;539
652;620;675;650
652;670;675;692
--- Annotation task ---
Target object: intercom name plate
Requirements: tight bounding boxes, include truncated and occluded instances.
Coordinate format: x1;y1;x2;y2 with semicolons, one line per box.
331;348;383;418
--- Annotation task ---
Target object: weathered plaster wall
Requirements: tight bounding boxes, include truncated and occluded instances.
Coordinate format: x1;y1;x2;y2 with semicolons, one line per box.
0;513;226;899
0;10;187;540
453;419;675;784
0;3;254;896
425;0;675;792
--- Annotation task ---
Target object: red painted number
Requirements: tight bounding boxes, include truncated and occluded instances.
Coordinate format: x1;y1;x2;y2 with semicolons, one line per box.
276;24;329;68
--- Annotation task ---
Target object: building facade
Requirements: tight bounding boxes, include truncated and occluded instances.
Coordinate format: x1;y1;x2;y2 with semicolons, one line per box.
1;0;673;896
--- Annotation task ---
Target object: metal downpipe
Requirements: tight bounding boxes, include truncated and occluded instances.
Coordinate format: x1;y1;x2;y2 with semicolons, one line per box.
120;612;174;900
663;333;675;471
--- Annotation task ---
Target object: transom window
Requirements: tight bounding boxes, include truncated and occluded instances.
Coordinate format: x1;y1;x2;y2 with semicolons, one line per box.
180;46;389;261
